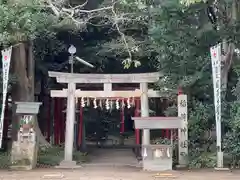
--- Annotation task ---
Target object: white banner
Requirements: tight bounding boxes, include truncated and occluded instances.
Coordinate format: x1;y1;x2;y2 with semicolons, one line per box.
210;43;223;167
178;94;188;166
0;47;12;148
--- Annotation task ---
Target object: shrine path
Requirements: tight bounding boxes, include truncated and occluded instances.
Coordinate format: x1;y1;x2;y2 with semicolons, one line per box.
0;167;240;180
84;148;141;167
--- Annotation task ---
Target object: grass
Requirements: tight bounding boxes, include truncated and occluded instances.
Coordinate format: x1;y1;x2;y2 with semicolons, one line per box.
0;146;89;169
37;146;88;167
0;151;10;169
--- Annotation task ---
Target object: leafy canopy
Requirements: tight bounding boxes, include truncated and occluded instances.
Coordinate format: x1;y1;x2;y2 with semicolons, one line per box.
0;0;59;45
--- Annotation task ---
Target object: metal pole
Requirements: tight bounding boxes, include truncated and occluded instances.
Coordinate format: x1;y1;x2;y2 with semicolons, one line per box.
70;54;74;73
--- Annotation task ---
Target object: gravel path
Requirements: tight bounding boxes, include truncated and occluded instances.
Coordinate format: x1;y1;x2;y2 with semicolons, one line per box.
0;167;240;180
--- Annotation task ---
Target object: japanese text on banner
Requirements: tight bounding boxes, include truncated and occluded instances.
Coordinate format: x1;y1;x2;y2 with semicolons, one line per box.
0;47;12;148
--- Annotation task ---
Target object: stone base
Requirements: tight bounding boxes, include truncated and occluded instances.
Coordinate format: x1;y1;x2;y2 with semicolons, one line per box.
214;167;230;171
55;160;82;169
143;159;172;171
176;164;188;169
11;138;38;171
10;165;33;170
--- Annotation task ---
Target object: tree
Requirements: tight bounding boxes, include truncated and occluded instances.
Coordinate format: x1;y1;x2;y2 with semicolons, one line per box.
0;0;60;147
148;0;240;167
0;0;149;148
98;0;240;167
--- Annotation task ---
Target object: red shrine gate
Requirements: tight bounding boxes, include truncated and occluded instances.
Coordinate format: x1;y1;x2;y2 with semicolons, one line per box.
48;71;163;151
48;95;143;147
1;91;177;149
46;94;173;147
1;73;182;150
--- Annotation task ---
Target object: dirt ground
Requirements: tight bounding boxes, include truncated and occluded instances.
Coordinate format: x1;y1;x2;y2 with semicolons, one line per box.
0;167;240;180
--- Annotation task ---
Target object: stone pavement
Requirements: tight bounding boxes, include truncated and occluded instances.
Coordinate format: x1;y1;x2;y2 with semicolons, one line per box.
0;167;240;180
85;148;140;167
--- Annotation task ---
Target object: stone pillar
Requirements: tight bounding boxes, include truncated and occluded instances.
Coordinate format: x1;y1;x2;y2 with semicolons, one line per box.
140;82;150;145
60;82;76;166
177;94;188;167
10;102;42;170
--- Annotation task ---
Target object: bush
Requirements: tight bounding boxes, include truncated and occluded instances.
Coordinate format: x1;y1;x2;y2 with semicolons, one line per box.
222;100;240;168
37;146;88;166
0;152;10;169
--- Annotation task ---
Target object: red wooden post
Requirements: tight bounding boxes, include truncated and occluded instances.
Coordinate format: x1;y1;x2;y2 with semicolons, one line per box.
178;87;183;95
120;98;125;133
166;129;170;139
54;98;59;145
162;129;165;139
78;101;83;147
46;96;51;142
134;98;140;144
59;98;64;143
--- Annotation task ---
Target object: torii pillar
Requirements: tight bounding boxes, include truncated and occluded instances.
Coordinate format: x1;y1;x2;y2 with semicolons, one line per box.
60;82;76;167
140;83;150;145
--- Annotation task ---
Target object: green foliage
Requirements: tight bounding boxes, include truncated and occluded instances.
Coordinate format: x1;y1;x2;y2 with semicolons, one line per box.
222;84;240;167
152;137;172;145
0;146;88;168
0;151;10;169
189;152;216;168
37;146;88;166
180;0;206;6
149;1;218;95
188;101;215;164
0;0;58;45
147;0;239;168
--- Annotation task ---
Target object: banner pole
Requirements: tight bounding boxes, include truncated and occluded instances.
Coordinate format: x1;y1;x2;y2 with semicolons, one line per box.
210;43;223;168
0;46;12;148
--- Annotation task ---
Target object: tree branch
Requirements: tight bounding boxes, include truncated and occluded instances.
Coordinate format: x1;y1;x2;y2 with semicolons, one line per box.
45;0;134;65
70;0;88;10
111;2;132;62
47;0;60;17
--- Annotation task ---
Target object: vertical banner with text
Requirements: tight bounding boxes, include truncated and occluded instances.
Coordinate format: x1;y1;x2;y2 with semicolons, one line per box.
0;47;12;148
210;43;223;168
178;94;188;166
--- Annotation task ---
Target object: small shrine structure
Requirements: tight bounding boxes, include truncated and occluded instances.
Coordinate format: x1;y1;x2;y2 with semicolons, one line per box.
48;71;162;167
132;93;188;171
132;116;182;171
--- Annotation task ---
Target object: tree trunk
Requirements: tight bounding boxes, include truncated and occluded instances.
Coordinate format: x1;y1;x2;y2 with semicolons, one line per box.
11;42;50;148
37;76;52;147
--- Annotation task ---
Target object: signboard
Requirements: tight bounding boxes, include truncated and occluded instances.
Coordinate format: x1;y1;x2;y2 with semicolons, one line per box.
178;94;188;166
0;46;12;148
210;43;223;167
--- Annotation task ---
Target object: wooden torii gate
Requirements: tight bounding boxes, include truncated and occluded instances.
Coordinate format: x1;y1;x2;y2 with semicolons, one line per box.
49;71;162;167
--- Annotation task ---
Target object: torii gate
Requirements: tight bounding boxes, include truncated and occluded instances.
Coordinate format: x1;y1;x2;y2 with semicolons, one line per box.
49;71;162;167
51;88;161;145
